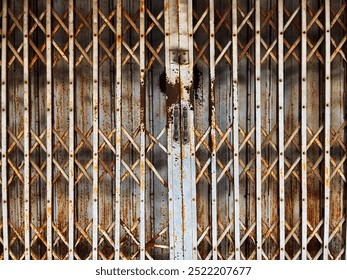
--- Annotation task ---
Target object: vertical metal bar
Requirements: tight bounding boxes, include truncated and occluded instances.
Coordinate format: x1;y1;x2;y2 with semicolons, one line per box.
209;0;218;260
179;0;196;260
46;0;53;260
139;0;146;260
23;0;30;260
188;0;197;260
323;0;331;260
301;0;308;261
114;0;122;260
255;0;262;260
92;0;99;260
278;0;285;260
232;0;240;260
68;0;75;260
164;0;182;260
1;0;9;261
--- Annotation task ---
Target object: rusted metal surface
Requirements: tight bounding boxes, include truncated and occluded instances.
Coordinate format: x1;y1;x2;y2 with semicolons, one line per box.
0;0;347;260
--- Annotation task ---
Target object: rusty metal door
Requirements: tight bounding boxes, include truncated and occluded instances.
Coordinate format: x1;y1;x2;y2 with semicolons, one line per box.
1;0;347;261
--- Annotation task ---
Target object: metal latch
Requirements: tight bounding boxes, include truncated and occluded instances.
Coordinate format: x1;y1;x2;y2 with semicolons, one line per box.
170;49;189;65
183;106;188;144
173;105;179;142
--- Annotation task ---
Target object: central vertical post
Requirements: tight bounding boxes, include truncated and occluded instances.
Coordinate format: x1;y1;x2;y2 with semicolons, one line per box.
164;0;196;260
178;0;196;260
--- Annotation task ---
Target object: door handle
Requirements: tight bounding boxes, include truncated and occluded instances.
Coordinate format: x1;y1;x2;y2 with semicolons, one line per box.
183;106;188;144
173;105;179;142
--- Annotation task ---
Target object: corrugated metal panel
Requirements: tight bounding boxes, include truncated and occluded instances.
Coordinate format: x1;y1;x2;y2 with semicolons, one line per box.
0;0;346;260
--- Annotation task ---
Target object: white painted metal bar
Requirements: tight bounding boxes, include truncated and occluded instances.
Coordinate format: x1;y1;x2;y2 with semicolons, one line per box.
232;0;240;260
114;0;122;260
188;0;197;260
209;0;218;260
68;0;75;260
323;0;331;260
301;0;308;261
139;0;146;260
46;0;53;260
23;0;30;260
179;0;196;260
278;0;285;260
164;0;183;260
92;0;99;260
255;0;262;260
1;0;9;260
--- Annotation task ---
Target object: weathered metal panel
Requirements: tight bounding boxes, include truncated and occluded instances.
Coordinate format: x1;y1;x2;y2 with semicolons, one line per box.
0;0;346;260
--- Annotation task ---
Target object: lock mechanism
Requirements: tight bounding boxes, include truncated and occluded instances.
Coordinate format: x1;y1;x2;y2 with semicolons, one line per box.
170;49;189;65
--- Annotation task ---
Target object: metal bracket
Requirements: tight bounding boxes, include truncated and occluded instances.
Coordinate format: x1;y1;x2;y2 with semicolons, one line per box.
170;49;189;65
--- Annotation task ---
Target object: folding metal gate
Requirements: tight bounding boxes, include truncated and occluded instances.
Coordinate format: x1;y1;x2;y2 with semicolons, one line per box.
0;0;346;260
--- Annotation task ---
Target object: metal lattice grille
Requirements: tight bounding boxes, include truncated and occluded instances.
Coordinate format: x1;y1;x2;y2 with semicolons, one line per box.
0;0;346;260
